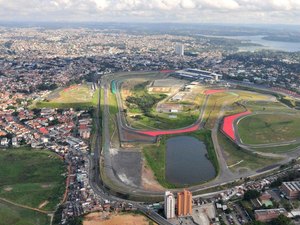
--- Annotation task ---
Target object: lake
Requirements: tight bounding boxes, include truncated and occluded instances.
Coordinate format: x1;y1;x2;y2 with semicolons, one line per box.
166;136;216;185
203;35;300;52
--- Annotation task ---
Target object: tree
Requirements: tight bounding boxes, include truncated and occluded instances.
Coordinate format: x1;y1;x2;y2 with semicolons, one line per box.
281;199;293;212
244;190;260;201
66;217;83;225
270;214;293;225
245;221;267;225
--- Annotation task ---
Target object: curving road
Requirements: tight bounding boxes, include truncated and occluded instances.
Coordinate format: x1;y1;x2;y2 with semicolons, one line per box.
88;81;173;225
90;71;300;219
113;73;210;138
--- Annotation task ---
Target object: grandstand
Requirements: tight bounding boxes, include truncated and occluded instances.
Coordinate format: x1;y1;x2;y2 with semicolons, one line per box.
172;68;222;81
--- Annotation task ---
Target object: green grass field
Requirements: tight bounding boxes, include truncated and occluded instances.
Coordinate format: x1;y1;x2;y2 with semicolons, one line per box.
202;90;275;130
143;130;217;188
121;79;207;130
0;200;50;225
238;113;300;145
251;143;300;154
0;148;66;211
36;84;98;109
217;132;281;172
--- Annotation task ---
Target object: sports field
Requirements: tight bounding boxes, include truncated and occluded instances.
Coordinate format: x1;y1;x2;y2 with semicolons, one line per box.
50;84;94;103
0;148;66;212
37;83;98;108
238;113;300;145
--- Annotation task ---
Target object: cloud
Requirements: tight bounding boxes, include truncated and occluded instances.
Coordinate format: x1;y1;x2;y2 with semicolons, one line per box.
0;0;299;24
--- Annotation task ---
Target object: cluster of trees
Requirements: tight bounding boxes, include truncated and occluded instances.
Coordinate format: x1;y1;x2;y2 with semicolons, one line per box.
126;94;166;114
37;82;58;91
270;170;300;188
246;214;293;225
244;190;260;201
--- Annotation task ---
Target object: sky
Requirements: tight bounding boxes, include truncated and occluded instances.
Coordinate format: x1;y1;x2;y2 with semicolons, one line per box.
0;0;300;24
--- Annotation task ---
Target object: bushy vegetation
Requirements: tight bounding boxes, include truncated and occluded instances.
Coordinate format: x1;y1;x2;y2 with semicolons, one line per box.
244;190;260;201
126;93;166;114
245;215;293;225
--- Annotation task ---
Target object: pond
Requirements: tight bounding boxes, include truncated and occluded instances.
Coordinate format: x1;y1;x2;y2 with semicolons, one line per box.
166;136;216;185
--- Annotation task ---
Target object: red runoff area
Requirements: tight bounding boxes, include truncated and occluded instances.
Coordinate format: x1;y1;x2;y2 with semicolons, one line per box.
221;111;251;141
160;70;175;73
137;124;201;137
136;89;230;137
204;89;226;95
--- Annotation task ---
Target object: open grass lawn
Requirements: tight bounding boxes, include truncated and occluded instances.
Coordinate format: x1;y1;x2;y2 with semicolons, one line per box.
122;79;204;130
129;112;199;130
0;200;50;225
143;130;217;188
203;93;237;129
50;84;93;103
245;101;291;112
108;87;119;115
217;132;280;172
238;113;300;145
252;143;300;154
37;84;98;109
0;148;66;211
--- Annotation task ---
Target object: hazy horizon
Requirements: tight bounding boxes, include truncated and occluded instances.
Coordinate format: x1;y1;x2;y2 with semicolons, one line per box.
0;0;300;25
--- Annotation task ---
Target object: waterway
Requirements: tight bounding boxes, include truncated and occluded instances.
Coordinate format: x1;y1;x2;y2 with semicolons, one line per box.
166;136;216;185
203;35;300;52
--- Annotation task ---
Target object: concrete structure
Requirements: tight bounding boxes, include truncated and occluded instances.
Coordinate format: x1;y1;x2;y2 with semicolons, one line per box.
282;181;300;199
164;191;175;219
157;103;183;113
177;189;192;217
255;208;287;222
173;68;222;81
192;203;217;225
175;44;184;56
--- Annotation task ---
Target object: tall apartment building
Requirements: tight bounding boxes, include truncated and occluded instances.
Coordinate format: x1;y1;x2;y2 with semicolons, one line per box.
164;191;175;219
175;44;184;56
177;189;192;216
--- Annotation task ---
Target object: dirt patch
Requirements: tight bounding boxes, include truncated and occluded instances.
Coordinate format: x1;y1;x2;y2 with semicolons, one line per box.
141;158;164;191
41;184;52;188
83;212;156;225
38;200;49;209
3;187;13;192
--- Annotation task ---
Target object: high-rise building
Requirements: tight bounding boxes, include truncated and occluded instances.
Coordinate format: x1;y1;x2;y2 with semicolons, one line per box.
177;189;192;216
175;44;184;56
164;191;175;219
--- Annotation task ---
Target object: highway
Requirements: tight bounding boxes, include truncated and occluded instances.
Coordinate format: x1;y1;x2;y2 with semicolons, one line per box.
87;81;173;225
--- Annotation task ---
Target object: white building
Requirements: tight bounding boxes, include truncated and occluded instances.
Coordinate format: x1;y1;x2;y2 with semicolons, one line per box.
173;68;222;81
1;138;9;146
164;191;175;219
175;44;184;56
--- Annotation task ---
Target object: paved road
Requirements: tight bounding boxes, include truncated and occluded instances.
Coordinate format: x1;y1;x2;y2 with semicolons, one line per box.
113;74;208;136
88;81;173;225
89;72;300;224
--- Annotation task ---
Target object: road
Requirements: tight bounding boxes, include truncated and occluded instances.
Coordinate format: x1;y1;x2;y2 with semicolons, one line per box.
89;72;300;224
87;79;173;225
113;74;208;136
